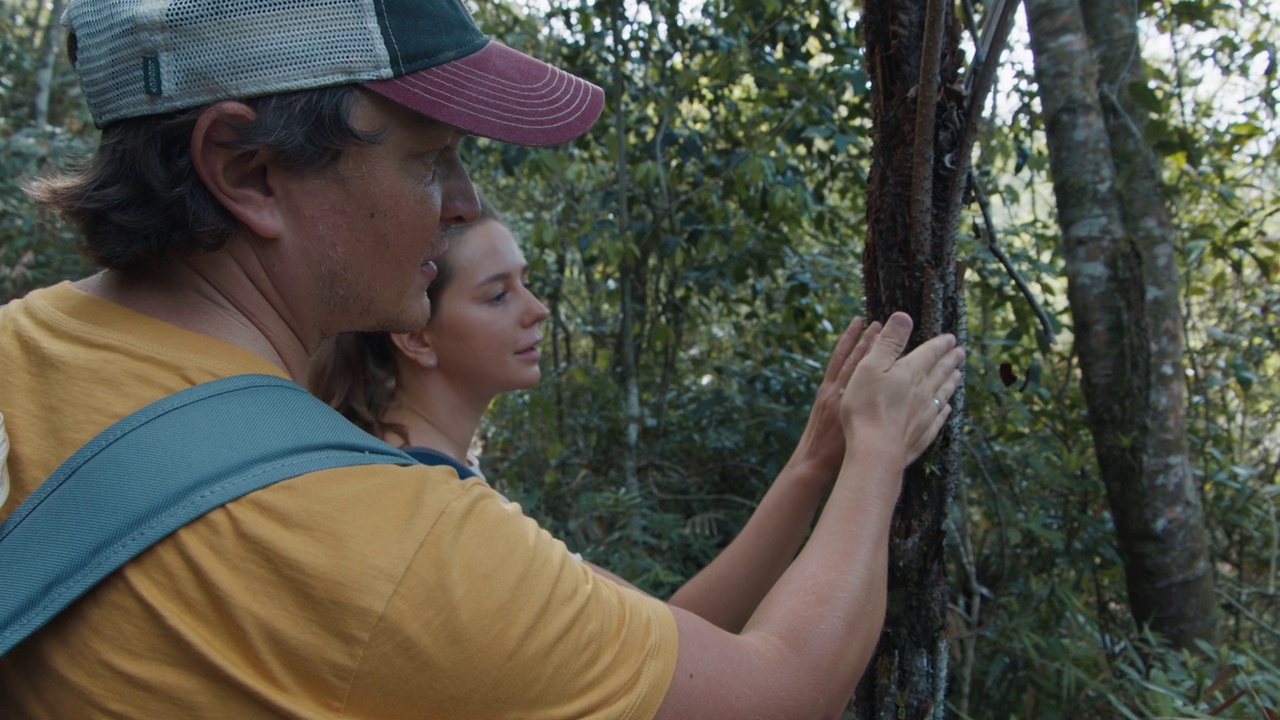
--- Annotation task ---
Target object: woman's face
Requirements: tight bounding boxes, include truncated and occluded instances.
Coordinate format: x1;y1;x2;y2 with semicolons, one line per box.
423;219;550;398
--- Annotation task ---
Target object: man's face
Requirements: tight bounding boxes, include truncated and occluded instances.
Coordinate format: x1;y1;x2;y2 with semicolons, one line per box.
279;91;479;338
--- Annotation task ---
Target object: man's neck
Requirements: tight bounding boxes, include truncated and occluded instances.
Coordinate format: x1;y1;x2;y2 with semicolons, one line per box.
74;259;311;381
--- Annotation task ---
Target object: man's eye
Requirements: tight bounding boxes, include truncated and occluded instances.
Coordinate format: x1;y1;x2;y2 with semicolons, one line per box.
418;150;443;183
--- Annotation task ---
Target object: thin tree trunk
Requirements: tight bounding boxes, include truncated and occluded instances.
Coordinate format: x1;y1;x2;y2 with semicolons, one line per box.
1024;0;1218;650
611;0;642;504
32;0;65;128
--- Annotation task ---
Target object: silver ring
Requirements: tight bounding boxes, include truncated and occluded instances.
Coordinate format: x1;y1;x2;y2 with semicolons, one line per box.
932;397;942;411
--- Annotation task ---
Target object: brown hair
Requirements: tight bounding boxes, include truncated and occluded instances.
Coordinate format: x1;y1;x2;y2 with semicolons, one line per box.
26;85;379;277
308;189;505;445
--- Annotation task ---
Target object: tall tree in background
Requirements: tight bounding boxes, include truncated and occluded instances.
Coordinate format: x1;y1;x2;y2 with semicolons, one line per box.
854;0;1017;713
1024;0;1219;649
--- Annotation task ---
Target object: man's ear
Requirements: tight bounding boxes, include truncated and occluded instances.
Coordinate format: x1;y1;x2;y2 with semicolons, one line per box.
391;329;439;370
190;101;285;240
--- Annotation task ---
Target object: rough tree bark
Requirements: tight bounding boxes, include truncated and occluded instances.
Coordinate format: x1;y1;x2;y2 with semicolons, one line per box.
855;0;1017;714
1024;0;1219;649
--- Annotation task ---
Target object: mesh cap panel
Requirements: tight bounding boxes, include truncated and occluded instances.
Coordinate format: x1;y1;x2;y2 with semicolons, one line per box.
67;0;393;125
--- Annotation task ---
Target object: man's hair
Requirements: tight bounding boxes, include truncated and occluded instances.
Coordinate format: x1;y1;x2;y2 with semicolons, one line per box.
308;190;505;447
26;85;381;277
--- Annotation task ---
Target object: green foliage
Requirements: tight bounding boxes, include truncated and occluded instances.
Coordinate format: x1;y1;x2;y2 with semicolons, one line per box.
464;0;872;591
0;125;94;301
1;0;95;300
959;594;1280;719
2;0;1277;715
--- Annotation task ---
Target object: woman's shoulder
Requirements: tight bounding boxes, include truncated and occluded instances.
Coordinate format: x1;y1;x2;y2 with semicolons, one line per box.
402;445;479;480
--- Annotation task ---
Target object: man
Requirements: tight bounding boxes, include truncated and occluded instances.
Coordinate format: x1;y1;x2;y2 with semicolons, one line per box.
0;0;964;716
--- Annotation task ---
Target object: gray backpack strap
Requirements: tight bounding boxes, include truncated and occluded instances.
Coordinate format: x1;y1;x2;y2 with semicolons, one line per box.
0;373;418;657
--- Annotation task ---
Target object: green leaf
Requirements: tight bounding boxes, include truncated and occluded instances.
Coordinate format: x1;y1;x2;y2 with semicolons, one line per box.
1128;81;1163;114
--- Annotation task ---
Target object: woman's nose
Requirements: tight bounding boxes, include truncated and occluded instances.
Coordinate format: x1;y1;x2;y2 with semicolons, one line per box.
525;291;550;325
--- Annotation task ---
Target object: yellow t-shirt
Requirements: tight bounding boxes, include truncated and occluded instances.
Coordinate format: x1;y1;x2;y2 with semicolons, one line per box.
0;282;678;719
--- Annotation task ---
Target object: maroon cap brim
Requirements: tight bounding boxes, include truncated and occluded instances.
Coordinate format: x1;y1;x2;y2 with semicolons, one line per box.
364;41;604;147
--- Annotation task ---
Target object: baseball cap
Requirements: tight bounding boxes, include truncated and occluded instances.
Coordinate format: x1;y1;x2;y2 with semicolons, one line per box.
62;0;605;147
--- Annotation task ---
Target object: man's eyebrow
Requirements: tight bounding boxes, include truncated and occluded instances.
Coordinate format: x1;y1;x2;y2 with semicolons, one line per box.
404;113;467;143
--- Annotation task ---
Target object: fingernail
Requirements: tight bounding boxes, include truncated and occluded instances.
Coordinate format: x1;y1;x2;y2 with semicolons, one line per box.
888;314;911;332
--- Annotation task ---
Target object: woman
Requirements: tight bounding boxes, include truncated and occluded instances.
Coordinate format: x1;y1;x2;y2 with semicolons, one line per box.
311;191;958;632
310;191;544;480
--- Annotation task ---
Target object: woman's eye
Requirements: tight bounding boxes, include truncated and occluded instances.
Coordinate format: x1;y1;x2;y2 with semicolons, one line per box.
488;291;509;304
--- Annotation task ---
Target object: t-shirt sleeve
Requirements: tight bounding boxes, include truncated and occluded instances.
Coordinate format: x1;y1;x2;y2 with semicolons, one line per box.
342;483;679;720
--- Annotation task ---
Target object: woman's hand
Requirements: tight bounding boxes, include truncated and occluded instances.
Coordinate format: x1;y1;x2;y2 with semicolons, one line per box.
788;316;883;484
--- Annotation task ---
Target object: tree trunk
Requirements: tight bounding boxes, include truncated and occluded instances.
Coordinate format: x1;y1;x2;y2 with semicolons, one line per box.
32;0;65;128
855;0;975;713
1024;0;1219;650
610;0;642;505
855;0;1018;709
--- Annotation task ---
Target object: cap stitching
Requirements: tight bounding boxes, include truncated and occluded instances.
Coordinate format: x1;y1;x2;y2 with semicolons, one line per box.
380;76;594;129
376;0;405;70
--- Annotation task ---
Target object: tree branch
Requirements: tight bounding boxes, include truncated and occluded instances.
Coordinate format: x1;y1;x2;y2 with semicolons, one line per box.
909;0;948;264
1097;87;1163;182
969;169;1056;345
944;0;1022;242
1217;588;1280;640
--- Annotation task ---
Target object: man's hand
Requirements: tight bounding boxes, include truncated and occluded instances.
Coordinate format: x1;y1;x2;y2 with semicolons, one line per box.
840;312;964;466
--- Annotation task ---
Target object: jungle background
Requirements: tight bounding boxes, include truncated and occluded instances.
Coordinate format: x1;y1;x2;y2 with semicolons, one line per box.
2;0;1277;716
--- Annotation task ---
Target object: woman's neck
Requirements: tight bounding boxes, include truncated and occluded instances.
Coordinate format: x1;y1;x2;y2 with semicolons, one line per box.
383;375;489;463
389;403;470;461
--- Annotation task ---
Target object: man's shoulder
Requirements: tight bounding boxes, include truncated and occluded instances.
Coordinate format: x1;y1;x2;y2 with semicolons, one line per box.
219;459;493;551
